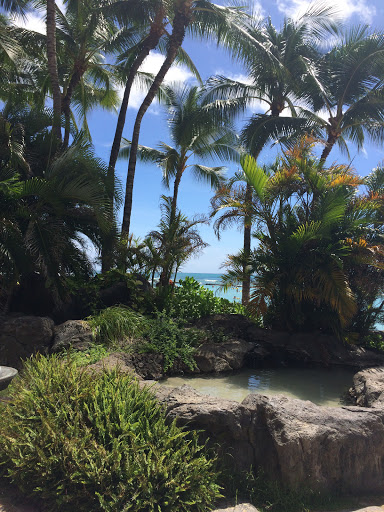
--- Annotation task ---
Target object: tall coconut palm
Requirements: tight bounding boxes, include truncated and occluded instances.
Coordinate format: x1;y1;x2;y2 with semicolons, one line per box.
55;0;121;148
120;0;252;238
119;84;238;223
303;26;384;163
204;6;337;304
46;0;61;141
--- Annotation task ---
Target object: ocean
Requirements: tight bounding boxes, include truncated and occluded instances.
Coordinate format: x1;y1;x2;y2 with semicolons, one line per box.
175;272;241;303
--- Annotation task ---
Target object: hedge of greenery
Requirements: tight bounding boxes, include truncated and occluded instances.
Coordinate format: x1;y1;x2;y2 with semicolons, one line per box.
0;355;221;511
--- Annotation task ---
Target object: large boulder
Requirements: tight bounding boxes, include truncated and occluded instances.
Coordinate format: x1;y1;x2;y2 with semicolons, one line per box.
0;315;54;368
350;367;384;408
86;351;164;380
193;314;384;369
155;384;254;472
243;394;384;494
51;320;93;352
194;340;254;373
155;384;384;494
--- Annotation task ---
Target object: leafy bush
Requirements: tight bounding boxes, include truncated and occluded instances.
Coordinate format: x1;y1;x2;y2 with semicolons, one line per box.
165;277;246;320
0;355;221;511
87;305;146;345
67;344;111;367
141;312;203;371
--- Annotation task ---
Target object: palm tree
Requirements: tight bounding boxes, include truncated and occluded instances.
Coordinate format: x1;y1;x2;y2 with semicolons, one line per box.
120;0;251;238
0;107;113;308
55;0;121;148
147;195;208;287
46;0;61;141
304;26;384;163
204;6;338;304
119;84;238;223
210;172;256;305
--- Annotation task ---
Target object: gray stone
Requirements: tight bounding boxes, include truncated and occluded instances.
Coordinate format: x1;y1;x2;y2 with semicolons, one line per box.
154;383;384;494
242;394;384;494
51;320;93;352
86;353;141;379
350;367;384;408
0;316;54;368
0;366;18;391
212;505;259;512
155;384;254;472
194;340;254;373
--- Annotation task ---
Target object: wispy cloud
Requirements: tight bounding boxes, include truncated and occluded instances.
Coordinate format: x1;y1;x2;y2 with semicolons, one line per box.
276;0;376;24
123;52;196;113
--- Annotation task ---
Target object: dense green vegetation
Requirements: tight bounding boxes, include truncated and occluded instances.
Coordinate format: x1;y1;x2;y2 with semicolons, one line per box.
0;355;221;511
0;0;383;340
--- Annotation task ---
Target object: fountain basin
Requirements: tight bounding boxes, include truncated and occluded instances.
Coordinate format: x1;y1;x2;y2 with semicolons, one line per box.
0;366;18;391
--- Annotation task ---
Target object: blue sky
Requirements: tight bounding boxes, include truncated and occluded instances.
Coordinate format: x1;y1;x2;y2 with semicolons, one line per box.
16;0;384;273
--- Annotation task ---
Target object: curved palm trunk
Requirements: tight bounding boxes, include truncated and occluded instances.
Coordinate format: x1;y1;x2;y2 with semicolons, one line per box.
108;9;165;184
101;11;165;273
47;0;62;142
320;131;339;163
121;2;193;238
170;168;183;222
62;66;84;149
242;182;252;305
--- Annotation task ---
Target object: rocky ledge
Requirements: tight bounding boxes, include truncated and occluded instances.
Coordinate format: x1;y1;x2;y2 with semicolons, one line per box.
154;384;384;495
350;367;384;408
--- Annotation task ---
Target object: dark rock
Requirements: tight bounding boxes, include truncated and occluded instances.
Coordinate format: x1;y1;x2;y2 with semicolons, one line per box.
194;340;254;373
350;367;384;408
0;316;54;368
193;315;384;370
86;351;164;380
51;320;93;352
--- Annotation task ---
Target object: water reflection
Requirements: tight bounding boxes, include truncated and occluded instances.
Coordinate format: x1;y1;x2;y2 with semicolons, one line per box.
162;367;356;407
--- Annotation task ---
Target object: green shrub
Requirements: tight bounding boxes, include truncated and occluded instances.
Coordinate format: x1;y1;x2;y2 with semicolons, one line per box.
0;355;221;511
141;312;203;371
165;277;247;320
87;305;146;345
67;344;111;367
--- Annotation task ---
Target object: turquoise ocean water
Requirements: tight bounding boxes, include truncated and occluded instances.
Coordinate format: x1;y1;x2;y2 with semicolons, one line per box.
176;272;241;303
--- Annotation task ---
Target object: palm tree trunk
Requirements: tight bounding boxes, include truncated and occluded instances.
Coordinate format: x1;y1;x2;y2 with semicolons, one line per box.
46;0;62;142
108;9;165;184
170;168;183;222
320;132;338;163
121;2;193;237
62;66;84;149
242;182;252;305
101;12;165;273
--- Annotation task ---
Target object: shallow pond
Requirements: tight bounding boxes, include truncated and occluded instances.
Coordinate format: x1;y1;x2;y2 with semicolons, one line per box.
162;367;356;407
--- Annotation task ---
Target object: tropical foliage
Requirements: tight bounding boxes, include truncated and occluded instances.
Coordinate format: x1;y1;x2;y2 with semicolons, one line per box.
236;139;384;334
0;355;221;511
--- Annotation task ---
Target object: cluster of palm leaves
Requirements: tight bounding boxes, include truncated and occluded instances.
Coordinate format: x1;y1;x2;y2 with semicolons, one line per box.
0;107;113;311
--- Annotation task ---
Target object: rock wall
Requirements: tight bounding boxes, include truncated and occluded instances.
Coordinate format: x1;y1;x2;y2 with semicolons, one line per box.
155;384;384;495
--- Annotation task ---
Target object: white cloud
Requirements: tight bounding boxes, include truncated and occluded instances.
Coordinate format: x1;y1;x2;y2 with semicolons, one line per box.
276;0;376;24
121;52;196;112
13;0;66;34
